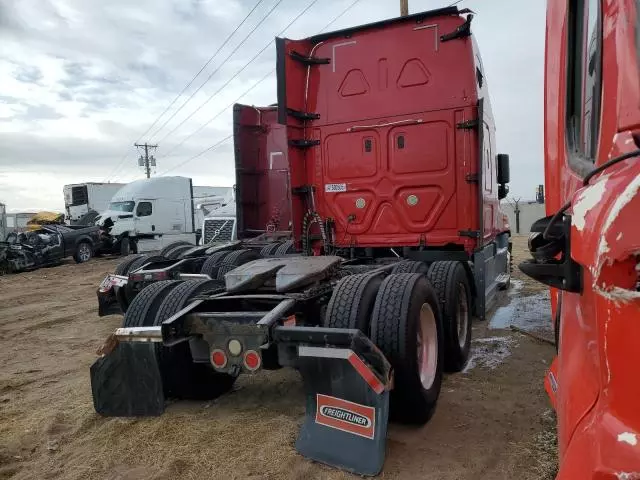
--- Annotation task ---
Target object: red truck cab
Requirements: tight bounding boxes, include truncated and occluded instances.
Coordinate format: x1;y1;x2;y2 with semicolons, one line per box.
521;0;640;477
276;6;511;316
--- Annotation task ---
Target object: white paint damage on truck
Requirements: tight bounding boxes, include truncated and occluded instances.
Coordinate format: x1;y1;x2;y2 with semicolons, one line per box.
618;432;638;446
571;175;609;231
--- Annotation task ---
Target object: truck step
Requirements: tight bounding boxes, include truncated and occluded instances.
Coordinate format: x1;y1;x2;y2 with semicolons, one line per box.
496;273;510;290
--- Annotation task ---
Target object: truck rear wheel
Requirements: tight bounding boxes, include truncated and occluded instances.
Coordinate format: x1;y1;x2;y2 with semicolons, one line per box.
160;241;191;258
165;244;193;260
391;260;428;274
154;280;236;399
121;255;167;310
122;280;183;328
275;240;296;256
260;242;282;257
200;251;230;277
120;238;131;256
114;255;143;276
215;249;260;280
370;273;443;424
324;273;382;333
426;261;472;372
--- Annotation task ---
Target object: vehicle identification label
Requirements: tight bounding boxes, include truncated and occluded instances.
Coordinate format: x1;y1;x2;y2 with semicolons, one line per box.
315;394;375;439
324;183;347;193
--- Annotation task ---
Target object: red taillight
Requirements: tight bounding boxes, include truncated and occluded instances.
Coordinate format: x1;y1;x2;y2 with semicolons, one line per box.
211;349;227;369
243;350;261;371
130;271;167;282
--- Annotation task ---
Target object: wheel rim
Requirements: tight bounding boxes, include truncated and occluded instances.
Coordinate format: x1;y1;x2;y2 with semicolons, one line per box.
457;283;469;349
417;303;438;390
79;244;91;262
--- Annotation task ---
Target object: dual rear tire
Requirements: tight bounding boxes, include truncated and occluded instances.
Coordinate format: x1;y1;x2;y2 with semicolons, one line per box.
323;261;473;424
324;272;443;424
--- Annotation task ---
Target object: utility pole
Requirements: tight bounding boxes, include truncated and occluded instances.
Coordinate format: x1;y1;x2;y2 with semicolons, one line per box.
134;143;158;179
509;196;522;234
400;0;409;16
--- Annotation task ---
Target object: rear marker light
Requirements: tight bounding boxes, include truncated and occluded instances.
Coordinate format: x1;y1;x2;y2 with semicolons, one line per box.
243;350;261;371
211;349;227;369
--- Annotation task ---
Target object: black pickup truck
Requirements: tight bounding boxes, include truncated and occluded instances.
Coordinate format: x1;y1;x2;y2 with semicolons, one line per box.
0;224;101;274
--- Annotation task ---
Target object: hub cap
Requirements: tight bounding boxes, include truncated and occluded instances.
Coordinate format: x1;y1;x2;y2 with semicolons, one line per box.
79;244;91;262
457;283;469;349
417;303;438;390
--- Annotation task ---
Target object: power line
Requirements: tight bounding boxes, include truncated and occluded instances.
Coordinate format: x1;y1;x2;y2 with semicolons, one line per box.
160;0;361;160
103;0;264;182
147;0;285;143
318;0;362;33
159;68;276;159
136;0;265;143
155;0;320;146
159;134;234;176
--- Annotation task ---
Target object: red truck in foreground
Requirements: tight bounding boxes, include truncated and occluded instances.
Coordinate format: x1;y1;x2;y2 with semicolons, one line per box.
90;7;511;475
520;0;640;477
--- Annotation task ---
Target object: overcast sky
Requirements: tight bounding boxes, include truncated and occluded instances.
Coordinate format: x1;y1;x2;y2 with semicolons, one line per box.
0;0;545;212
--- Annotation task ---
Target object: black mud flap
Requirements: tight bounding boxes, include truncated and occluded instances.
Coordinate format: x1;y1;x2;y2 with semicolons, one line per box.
97;287;119;317
90;343;165;416
275;327;392;476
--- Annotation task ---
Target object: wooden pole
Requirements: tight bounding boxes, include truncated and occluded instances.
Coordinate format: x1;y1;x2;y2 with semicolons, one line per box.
400;0;408;16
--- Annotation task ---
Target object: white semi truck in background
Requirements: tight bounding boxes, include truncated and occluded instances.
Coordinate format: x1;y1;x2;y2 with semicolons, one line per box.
63;182;125;225
96;176;235;255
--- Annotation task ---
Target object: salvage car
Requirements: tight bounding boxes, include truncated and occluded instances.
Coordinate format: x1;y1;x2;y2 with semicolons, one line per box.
0;224;100;274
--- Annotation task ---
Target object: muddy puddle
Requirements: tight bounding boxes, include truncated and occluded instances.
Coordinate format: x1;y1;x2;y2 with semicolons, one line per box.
489;279;552;334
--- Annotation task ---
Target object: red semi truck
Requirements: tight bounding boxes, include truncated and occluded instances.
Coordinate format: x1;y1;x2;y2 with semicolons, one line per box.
91;7;511;475
520;0;640;477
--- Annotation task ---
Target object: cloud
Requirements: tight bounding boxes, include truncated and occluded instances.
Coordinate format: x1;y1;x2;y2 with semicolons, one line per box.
0;0;546;213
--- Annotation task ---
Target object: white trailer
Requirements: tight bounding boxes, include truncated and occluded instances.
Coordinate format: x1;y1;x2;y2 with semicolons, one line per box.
63;183;125;225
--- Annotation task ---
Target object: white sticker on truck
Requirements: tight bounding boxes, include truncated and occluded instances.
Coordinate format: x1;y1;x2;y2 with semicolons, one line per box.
325;183;347;193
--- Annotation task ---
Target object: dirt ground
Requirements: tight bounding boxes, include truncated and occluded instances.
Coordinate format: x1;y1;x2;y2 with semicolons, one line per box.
0;236;558;480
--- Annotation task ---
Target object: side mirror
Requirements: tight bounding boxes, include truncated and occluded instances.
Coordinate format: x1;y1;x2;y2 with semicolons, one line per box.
498;184;509;200
497;153;510;184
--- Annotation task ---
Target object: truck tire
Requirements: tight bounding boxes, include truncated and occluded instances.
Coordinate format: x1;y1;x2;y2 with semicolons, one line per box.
426;261;472;372
74;241;93;263
122;281;184;328
114;255;143;276
391;260;428;274
165;244;193;260
77;210;99;226
215;249;260;280
120;238;131;256
260;242;282;257
160;241;192;258
154;280;235;399
200;251;230;277
370;273;444;424
121;255;167;309
324;273;382;333
275;240;295;256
